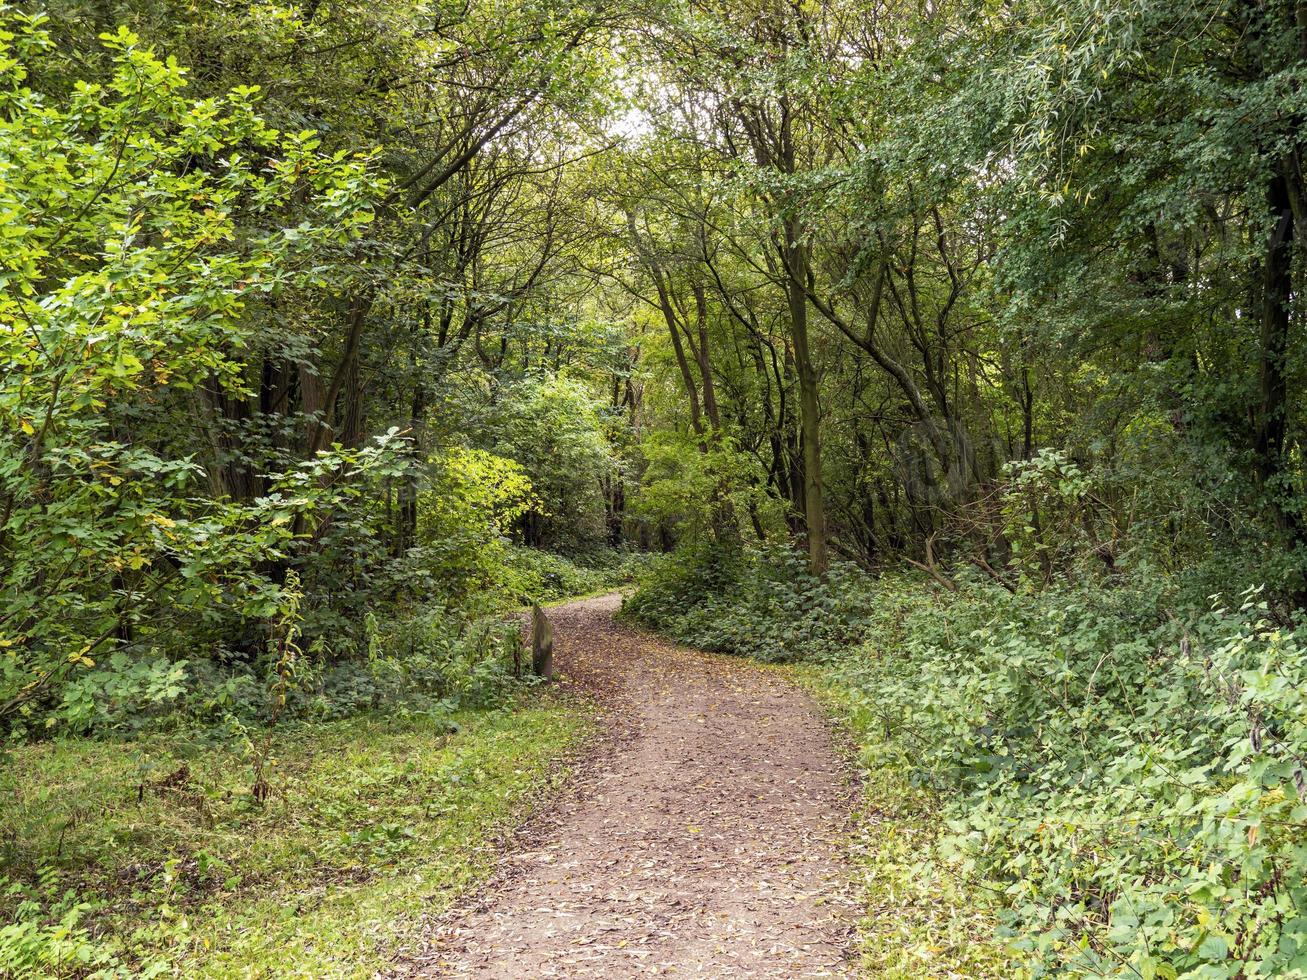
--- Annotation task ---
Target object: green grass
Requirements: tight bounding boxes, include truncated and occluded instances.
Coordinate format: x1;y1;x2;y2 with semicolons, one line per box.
794;667;1018;979
1;695;594;978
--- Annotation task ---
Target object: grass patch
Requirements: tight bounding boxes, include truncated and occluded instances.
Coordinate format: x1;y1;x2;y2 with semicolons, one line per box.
795;668;1017;979
1;695;594;978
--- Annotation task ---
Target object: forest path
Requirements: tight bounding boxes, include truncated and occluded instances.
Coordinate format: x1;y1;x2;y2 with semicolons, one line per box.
394;592;857;978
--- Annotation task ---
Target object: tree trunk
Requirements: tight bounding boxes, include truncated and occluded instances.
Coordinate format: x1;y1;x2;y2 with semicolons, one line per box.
1253;168;1298;537
785;224;827;574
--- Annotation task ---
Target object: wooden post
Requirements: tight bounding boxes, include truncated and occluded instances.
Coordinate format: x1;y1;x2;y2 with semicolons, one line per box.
530;604;554;681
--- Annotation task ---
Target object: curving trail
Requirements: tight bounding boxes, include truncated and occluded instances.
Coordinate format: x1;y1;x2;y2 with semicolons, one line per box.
395;593;856;978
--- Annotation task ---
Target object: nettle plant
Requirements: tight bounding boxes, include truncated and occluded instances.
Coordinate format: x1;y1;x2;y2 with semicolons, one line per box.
0;12;386;734
851;579;1307;978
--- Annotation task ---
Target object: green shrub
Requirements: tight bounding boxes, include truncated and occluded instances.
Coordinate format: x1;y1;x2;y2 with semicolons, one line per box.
13;543;641;742
834;576;1307;977
0;875;149;979
498;547;608;604
493;546;650;607
620;540;747;628
623;543;869;662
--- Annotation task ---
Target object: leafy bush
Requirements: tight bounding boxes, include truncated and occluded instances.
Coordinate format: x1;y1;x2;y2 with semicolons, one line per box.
0;903;129;980
416;448;541;608
623;543;869;662
51;655;190;736
10;540;638;742
344;607;527;713
832;576;1307;977
500;546;649;607
620;540;745;625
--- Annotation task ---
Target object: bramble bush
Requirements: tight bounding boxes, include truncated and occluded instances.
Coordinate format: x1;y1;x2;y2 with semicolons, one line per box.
843;575;1307;977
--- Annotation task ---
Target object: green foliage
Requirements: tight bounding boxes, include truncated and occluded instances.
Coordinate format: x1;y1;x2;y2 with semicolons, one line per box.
621;540;746;629
417;447;542;606
633;429;783;544
351;606;527;712
424;449;540;543
836;576;1307;977
800;670;1013;978
52;654;189;736
7;0;1307;972
23;538;636;740
0;882;139;980
999;448;1095;583
497;545;648;607
483;375;617;551
0;11;384;733
624;544;869;662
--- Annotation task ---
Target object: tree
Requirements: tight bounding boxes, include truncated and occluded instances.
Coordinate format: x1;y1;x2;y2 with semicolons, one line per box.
0;14;389;726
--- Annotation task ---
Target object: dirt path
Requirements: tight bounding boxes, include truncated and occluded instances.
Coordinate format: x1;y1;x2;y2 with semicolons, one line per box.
399;593;856;978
